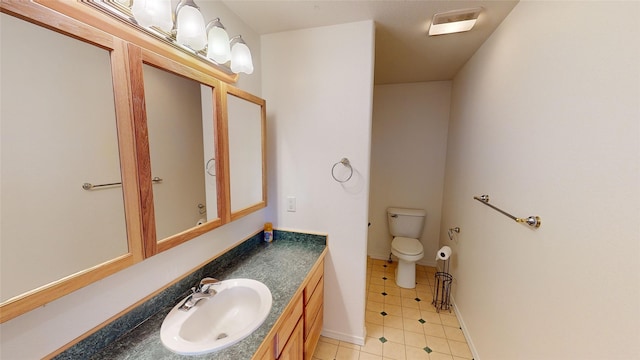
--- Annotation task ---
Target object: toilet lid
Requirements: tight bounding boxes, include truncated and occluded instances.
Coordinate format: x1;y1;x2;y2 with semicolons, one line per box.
392;237;424;256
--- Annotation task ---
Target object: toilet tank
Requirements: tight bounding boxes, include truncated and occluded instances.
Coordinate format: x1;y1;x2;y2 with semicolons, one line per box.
387;207;426;238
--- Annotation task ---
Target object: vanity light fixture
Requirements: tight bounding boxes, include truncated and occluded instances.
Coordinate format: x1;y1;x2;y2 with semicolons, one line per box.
175;0;207;51
84;0;254;75
428;8;482;36
230;36;254;75
206;18;231;64
130;0;172;32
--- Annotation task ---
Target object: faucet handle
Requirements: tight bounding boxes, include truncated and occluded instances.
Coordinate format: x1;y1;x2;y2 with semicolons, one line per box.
198;277;220;293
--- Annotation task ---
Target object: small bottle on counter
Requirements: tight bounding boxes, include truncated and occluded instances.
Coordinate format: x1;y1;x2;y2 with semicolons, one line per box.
264;222;273;242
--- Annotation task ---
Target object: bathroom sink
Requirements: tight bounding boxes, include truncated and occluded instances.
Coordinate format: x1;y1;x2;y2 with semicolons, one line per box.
160;278;272;355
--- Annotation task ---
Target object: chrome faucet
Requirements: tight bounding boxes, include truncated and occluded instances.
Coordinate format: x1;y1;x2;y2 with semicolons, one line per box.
179;277;220;311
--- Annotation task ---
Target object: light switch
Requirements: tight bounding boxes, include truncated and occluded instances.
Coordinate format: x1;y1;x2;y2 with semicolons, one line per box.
287;196;296;212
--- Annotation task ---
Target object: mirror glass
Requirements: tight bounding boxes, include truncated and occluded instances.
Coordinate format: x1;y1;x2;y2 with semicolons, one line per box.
142;64;217;241
0;13;128;302
227;93;265;213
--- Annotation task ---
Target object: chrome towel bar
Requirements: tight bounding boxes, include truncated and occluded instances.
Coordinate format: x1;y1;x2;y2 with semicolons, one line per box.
82;176;163;190
473;194;541;228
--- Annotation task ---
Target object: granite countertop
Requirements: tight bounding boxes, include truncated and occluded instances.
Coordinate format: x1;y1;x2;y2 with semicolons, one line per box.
81;232;326;360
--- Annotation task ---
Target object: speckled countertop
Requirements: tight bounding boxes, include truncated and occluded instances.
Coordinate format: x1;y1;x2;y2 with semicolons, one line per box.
55;230;326;360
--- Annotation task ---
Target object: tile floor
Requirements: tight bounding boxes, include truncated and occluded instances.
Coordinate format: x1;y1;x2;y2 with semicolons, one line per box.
312;258;473;360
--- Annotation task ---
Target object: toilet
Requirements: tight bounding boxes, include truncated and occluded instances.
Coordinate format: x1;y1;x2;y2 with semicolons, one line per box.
387;207;426;289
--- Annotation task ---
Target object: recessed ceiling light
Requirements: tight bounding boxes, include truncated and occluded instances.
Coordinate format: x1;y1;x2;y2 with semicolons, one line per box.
428;8;482;36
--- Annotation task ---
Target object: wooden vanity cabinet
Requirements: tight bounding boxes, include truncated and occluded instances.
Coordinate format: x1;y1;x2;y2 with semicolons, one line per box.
303;260;324;360
253;258;325;360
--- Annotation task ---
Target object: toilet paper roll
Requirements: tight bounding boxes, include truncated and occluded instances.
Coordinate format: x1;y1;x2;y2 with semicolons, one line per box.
436;246;452;261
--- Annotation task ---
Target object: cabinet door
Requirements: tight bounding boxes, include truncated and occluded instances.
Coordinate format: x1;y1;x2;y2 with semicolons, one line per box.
278;318;303;360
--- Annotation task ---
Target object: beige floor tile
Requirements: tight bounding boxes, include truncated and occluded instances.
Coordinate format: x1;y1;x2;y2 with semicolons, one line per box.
400;288;417;298
383;326;405;344
339;341;361;350
366;310;384;326
448;340;472;359
371;277;385;286
313;341;338;360
421;311;442;324
359;352;383;360
368;291;386;304
443;326;466;342
423;323;446;338
429;352;454;360
426;335;451;354
403;331;427;348
382;341;406;360
366;322;384;338
403;317;425;334
320;336;340;345
384;286;401;296
383;315;404;330
401;297;420;309
384;294;402;306
367;300;384;313
384;304;403;317
336;346;360;360
401;307;422;320
405;345;430;360
372;270;386;278
439;314;459;328
419;301;438;312
361;336;383;356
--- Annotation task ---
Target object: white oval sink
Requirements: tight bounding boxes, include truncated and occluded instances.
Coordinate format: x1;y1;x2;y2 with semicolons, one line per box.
160;278;272;355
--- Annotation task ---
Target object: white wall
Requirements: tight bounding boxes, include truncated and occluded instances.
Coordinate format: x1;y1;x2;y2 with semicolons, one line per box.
261;21;375;345
0;2;265;358
369;82;451;266
441;2;640;359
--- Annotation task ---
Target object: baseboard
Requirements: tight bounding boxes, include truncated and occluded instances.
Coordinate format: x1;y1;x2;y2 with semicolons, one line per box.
451;295;481;360
320;328;365;346
368;253;436;268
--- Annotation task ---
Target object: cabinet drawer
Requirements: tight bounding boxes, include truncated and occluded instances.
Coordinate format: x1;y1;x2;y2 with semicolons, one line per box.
275;292;303;358
304;305;323;360
279;317;303;360
304;276;323;337
304;260;324;305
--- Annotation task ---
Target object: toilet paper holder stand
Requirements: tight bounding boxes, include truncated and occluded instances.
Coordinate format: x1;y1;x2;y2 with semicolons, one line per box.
474;194;541;228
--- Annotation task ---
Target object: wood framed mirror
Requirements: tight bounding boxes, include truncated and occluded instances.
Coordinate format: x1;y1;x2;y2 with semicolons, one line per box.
127;45;226;256
0;0;267;323
224;86;267;220
0;3;143;323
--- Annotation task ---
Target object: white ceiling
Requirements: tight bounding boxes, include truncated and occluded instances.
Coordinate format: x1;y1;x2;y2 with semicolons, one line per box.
221;0;519;84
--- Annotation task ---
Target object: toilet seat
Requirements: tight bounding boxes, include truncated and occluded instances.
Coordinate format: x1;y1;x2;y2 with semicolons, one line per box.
391;237;424;256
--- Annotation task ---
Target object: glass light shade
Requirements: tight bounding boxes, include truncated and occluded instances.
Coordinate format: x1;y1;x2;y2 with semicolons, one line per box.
131;0;173;32
230;41;254;74
428;19;477;36
176;5;207;50
206;26;231;64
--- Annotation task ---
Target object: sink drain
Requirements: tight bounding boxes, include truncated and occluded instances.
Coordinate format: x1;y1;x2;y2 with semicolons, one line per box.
216;333;228;340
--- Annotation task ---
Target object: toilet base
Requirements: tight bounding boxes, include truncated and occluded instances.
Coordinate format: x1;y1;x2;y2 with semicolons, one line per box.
395;258;417;289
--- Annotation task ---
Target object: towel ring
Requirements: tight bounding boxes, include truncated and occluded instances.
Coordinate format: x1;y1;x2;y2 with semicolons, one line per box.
331;158;353;183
